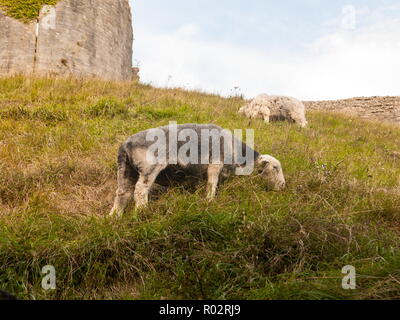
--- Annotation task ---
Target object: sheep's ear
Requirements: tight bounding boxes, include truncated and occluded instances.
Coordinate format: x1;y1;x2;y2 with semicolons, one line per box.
257;158;270;167
256;159;269;174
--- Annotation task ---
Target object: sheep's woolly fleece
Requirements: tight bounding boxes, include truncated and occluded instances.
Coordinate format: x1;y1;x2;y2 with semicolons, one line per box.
239;94;308;128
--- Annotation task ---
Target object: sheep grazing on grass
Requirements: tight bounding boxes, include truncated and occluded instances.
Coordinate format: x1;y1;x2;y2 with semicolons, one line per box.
239;94;308;127
110;123;286;216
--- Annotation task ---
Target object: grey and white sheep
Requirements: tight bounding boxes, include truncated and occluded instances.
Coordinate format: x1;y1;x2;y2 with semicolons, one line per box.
110;124;286;216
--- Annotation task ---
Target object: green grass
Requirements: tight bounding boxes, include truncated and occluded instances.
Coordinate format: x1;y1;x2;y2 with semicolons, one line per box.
0;0;59;22
0;75;399;300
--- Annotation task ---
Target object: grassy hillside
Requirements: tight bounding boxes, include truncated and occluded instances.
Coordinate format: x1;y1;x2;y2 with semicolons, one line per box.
0;76;399;300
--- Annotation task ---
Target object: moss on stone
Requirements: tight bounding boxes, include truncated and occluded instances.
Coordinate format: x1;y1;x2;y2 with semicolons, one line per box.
0;0;60;23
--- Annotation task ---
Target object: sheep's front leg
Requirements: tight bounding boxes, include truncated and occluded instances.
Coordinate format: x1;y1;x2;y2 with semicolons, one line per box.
134;165;166;209
207;164;224;200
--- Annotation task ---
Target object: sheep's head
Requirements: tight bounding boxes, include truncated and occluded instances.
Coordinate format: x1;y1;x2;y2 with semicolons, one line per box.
256;155;286;191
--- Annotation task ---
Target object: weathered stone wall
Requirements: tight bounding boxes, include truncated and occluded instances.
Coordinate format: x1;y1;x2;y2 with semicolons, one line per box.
305;96;400;124
0;0;133;81
0;11;36;75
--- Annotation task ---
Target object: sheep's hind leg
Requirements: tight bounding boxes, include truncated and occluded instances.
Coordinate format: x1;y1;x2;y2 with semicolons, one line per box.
134;165;166;209
109;165;137;217
207;164;224;200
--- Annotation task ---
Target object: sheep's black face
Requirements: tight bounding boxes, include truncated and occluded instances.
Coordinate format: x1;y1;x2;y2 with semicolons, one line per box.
256;155;286;191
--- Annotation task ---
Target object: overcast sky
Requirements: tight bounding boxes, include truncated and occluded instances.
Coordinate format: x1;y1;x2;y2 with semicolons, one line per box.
129;1;400;101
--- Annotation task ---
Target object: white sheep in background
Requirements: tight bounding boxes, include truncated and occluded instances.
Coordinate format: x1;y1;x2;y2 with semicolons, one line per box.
239;94;308;128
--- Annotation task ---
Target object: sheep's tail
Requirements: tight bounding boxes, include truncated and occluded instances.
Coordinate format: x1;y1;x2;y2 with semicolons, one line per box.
117;144;140;180
117;145;130;170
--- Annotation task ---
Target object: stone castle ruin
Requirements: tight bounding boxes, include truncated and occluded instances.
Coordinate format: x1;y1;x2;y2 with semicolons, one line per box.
0;0;133;81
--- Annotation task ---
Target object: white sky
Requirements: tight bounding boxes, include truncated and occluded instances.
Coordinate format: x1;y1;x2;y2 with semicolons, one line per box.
129;1;400;101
